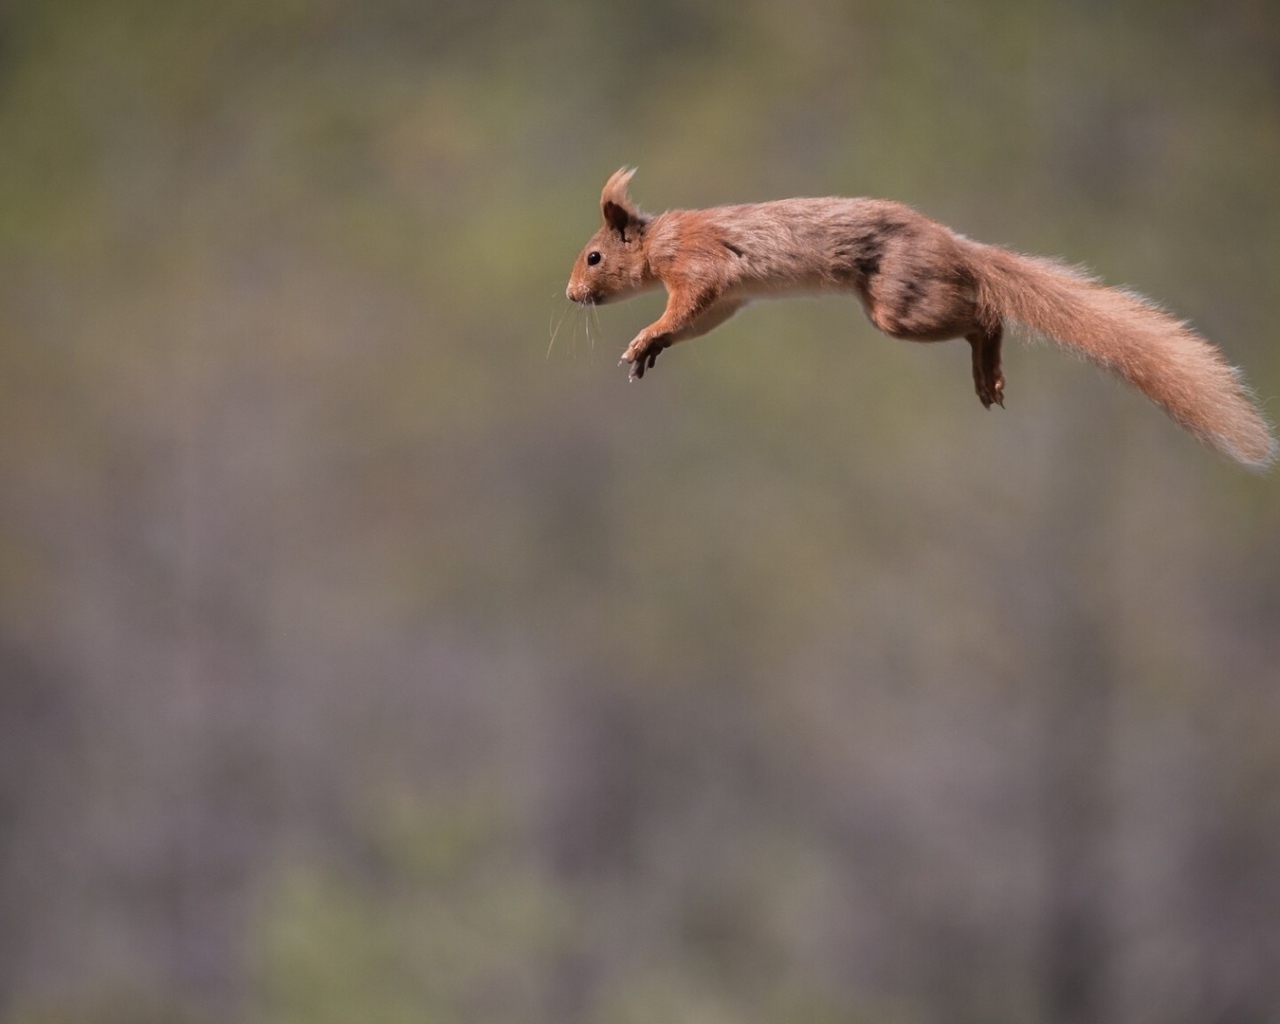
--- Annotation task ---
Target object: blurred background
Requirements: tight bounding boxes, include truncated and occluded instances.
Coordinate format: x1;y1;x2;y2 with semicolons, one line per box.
2;1;1279;1021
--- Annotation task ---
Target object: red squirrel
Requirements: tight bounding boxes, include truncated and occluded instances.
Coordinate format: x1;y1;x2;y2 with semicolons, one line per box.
566;168;1276;468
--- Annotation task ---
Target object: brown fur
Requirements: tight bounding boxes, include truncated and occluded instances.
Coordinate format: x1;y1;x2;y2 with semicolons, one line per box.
566;168;1276;468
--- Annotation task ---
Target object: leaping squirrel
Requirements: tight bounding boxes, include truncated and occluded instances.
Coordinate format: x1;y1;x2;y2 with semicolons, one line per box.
566;168;1276;469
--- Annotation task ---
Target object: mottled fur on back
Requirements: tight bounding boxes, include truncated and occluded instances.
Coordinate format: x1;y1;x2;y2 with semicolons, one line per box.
566;169;1276;468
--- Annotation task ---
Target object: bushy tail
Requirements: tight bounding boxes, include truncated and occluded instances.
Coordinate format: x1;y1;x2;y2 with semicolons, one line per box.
970;243;1276;469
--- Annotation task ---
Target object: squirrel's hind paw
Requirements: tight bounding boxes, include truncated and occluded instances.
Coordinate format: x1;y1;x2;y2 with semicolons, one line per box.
975;373;1006;409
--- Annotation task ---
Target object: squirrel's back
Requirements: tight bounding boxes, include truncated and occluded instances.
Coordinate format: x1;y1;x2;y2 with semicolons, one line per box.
647;197;959;296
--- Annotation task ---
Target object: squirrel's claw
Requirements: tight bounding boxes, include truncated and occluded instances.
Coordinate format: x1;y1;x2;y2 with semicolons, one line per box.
622;337;666;380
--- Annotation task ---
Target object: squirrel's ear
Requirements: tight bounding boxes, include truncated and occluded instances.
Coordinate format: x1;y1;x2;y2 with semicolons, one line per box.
601;167;637;210
601;167;647;237
602;199;633;236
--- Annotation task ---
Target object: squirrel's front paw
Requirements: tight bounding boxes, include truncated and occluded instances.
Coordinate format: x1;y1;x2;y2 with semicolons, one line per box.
621;335;668;380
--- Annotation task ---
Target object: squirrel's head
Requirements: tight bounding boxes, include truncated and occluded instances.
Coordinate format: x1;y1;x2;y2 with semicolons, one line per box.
566;168;654;305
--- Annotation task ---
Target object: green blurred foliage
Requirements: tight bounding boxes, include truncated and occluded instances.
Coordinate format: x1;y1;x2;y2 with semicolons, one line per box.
255;795;574;1024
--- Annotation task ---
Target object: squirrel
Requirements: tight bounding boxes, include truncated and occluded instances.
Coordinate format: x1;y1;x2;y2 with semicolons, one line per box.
566;168;1276;469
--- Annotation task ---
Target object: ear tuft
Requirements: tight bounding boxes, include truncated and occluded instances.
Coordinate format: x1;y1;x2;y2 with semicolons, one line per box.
600;167;648;237
601;167;637;208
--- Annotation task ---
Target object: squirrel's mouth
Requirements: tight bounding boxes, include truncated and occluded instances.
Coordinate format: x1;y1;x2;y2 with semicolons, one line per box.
566;285;600;306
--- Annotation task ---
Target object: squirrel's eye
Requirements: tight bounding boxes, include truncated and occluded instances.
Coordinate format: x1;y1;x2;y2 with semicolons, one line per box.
586;251;602;266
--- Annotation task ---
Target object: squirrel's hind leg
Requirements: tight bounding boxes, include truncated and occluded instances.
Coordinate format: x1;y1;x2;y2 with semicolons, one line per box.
966;325;1005;409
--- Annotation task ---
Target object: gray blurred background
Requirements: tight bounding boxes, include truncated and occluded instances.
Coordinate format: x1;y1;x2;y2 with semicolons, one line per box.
2;1;1279;1022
